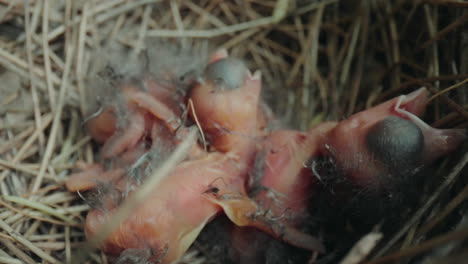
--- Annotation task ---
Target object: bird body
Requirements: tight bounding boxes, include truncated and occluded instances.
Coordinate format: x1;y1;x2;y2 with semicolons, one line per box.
66;46;465;263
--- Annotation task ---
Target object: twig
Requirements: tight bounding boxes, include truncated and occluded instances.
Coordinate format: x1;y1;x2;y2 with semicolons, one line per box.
340;232;383;264
0;159;54;180
372;150;468;258
0;238;37;264
339;18;360;88
24;1;45;150
0;198;76;226
42;0;56;112
418;12;468;51
416;181;468;236
147;17;273;38
427;78;468;102
133;4;152;56
2;195;75;223
76;1;89;116
0;47;63;89
0;219;59;263
0;256;23;264
365;225;468;264
188;99;207;152
30;37;74;194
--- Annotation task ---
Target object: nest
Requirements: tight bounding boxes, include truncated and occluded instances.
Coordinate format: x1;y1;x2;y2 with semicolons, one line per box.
0;0;467;263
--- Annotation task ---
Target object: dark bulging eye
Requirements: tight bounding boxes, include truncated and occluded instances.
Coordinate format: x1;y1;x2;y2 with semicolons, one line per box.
366;116;424;171
204;58;248;89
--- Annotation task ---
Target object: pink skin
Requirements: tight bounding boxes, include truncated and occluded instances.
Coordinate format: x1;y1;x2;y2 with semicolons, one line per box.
189;65;261;154
85;108;117;143
85;153;248;263
84;76;184;160
66;143;149;192
123;87;181;132
257;122;337;224
69;51;467;262
191;51;325;253
100;109;146;159
66;164;125;192
229;88;465;260
68;64;195;193
69;77;195;192
144;77;183;117
206;49;275;133
226;124;336;260
189;49;273;157
81;51;326;263
323;87;466;189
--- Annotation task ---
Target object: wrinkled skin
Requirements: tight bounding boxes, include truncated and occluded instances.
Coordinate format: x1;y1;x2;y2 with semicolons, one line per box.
229;88;465;263
190;54;324;253
68;50;324;263
253;122;337;225
323;87;466;191
68;47;465;263
86;153;247;262
70;75;193;191
227;123;337;263
84;54;265;263
251;88;465;219
84;75;185;161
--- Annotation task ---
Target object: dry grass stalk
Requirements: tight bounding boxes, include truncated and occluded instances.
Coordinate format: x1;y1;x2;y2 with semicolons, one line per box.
0;0;466;263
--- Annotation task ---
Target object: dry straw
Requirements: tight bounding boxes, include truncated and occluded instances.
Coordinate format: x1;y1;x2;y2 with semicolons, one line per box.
0;0;467;263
